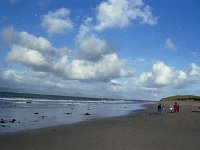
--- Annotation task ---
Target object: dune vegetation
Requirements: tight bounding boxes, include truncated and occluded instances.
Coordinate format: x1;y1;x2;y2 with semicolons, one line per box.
161;95;200;101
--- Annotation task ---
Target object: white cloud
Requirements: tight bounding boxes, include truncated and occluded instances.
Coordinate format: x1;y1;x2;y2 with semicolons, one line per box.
1;62;200;100
138;61;200;89
0;69;129;98
189;63;200;76
1;27;54;53
77;37;113;61
52;53;133;81
77;34;116;61
1;27;132;82
1;27;54;71
165;38;176;51
76;17;93;41
41;8;73;35
138;61;187;88
138;5;157;25
139;61;174;87
110;79;121;86
95;0;157;31
75;18;120;62
70;20;132;80
6;45;48;68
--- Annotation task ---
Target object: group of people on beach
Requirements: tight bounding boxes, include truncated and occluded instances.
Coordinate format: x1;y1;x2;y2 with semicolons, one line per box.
158;102;180;114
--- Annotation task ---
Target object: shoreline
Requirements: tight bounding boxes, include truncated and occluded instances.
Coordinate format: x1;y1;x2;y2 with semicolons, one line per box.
0;102;153;137
0;101;200;150
0;101;152;136
0;99;150;134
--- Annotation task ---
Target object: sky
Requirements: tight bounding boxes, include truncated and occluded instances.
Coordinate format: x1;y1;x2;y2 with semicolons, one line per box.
0;0;200;100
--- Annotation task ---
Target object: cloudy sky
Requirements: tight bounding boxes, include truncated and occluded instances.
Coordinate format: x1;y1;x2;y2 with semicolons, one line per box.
0;0;200;100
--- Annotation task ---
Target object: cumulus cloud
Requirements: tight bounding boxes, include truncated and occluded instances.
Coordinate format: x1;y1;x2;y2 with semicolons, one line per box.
78;35;113;61
52;53;133;81
1;27;54;53
165;38;176;51
1;27;132;82
41;8;73;35
76;22;116;61
6;45;48;69
68;19;132;80
138;61;200;89
95;0;157;31
76;18;118;61
1;27;54;71
0;69;125;98
139;61;174;87
1;61;200;100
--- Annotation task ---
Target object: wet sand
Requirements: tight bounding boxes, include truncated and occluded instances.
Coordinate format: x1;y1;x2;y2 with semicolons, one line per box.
0;101;200;150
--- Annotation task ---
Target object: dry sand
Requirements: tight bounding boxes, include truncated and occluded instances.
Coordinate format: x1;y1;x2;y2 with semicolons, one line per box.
0;101;200;150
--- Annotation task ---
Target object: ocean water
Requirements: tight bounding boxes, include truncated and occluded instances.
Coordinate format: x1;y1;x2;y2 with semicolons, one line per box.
0;93;151;134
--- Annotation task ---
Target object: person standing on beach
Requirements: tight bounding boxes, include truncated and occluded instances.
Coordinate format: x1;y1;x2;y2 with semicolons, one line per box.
173;102;177;113
158;104;162;114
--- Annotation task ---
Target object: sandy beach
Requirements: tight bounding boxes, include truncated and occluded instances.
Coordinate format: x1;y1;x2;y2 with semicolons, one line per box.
0;101;200;150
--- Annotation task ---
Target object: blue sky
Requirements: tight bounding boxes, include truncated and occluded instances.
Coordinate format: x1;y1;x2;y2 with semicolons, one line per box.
0;0;200;100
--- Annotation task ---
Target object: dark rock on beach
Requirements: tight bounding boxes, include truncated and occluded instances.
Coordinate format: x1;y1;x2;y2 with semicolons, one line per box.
66;113;72;115
9;119;16;123
41;116;47;119
0;120;6;124
84;112;90;115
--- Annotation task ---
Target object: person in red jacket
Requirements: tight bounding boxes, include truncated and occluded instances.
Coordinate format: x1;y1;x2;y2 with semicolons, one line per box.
173;102;177;113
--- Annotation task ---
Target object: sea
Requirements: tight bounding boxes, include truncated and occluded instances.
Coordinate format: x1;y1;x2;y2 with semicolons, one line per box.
0;92;153;134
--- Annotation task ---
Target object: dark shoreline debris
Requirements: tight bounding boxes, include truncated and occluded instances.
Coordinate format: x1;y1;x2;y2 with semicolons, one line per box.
84;112;90;115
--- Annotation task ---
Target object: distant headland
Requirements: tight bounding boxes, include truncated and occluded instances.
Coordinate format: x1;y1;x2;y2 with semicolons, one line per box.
161;95;200;101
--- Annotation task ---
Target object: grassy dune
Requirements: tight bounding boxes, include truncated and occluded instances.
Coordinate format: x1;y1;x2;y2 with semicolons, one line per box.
161;95;200;101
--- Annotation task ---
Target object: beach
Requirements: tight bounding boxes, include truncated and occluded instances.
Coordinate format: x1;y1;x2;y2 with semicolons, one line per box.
0;101;200;150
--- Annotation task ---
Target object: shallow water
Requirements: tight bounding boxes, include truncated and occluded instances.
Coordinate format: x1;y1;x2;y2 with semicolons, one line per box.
0;97;150;134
